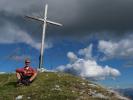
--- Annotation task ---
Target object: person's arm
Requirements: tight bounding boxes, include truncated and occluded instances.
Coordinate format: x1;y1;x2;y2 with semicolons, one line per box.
16;68;23;80
16;72;21;80
29;70;37;82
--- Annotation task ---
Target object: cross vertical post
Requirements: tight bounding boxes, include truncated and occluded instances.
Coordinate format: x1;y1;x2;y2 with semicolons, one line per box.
39;4;48;69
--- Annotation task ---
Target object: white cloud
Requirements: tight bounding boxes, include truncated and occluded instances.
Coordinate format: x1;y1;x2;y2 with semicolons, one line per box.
98;35;133;59
56;44;120;80
78;44;93;59
98;40;118;57
67;52;78;62
57;58;120;80
0;21;52;50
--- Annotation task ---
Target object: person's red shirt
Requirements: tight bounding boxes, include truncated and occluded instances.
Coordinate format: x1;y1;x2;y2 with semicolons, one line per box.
16;67;36;77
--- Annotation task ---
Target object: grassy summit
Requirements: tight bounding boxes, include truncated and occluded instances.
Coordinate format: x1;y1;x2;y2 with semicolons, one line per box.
0;72;129;100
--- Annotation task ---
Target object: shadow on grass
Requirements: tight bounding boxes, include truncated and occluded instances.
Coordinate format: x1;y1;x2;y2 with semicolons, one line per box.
5;81;17;87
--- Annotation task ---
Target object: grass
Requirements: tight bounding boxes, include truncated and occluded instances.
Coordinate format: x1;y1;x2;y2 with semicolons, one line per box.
0;72;123;100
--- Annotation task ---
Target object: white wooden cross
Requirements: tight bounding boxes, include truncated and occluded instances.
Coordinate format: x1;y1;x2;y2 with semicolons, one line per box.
26;4;62;70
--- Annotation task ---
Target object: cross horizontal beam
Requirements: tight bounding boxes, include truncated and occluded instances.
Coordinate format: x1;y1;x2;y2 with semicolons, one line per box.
25;16;63;26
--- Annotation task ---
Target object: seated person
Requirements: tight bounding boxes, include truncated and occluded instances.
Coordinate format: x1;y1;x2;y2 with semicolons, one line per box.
16;58;37;85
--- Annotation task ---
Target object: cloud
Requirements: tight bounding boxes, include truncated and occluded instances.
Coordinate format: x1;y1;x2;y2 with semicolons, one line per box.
56;44;120;80
0;0;43;15
0;21;53;50
78;44;93;59
67;52;78;62
0;0;133;41
47;0;133;38
98;34;133;59
57;59;120;80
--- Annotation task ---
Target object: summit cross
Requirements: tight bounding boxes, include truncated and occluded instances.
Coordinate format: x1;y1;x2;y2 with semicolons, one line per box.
26;4;62;70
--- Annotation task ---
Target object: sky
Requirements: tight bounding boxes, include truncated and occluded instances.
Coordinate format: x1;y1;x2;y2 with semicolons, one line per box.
0;0;133;88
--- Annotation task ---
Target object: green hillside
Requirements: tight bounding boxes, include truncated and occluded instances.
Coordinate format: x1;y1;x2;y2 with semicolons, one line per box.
0;72;129;100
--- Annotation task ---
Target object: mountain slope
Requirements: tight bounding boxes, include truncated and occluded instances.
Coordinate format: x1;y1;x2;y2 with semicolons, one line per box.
0;72;129;100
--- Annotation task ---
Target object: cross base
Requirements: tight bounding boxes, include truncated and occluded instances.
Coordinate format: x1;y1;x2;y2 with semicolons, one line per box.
37;68;46;72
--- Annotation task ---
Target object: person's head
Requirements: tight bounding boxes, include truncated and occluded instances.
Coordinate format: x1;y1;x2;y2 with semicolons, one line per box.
25;58;30;67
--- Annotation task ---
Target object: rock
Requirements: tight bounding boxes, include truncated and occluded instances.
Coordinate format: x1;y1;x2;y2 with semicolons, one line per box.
88;84;97;87
79;90;85;95
72;90;75;93
81;82;85;85
51;85;62;91
93;93;108;99
57;74;61;77
27;97;31;99
16;95;23;100
55;85;60;88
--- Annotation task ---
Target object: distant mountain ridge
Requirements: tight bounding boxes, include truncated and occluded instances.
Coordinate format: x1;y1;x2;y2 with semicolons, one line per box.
116;88;133;100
